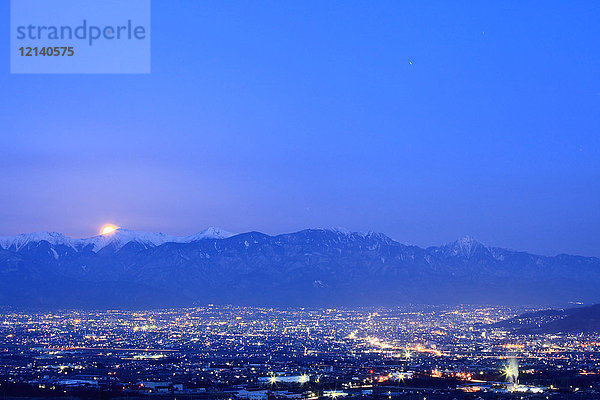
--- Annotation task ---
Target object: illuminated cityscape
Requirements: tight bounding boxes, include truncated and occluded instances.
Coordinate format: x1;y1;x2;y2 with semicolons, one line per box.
1;305;599;399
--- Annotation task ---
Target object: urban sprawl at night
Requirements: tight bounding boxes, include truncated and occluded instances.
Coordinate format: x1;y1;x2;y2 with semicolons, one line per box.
1;306;598;400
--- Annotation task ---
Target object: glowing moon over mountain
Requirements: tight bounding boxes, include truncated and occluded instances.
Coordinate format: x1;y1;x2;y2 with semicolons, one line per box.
100;224;118;235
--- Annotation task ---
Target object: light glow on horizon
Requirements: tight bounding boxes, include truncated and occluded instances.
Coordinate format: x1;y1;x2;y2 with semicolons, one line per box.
100;224;118;235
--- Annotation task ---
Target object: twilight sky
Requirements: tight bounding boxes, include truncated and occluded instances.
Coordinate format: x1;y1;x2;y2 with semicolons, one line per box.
1;1;599;256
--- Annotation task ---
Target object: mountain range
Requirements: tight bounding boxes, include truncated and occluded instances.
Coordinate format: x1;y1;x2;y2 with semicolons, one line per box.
0;228;598;309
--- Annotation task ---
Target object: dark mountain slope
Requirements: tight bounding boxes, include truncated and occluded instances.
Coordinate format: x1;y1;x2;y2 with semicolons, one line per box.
0;229;598;308
495;304;600;333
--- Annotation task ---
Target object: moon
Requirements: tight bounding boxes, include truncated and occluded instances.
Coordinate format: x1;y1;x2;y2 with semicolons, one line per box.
100;224;118;235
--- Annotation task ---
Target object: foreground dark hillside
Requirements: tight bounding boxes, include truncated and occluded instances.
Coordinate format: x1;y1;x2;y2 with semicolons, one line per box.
495;303;600;333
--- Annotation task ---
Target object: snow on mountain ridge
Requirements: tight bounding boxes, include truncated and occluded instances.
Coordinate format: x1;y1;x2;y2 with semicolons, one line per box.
0;227;395;252
82;229;179;252
0;229;490;256
444;235;487;258
320;227;391;240
0;232;76;251
184;227;233;241
0;227;234;252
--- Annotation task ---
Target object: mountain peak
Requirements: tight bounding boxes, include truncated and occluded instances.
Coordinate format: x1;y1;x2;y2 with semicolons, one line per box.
186;227;234;241
444;235;486;258
456;235;478;246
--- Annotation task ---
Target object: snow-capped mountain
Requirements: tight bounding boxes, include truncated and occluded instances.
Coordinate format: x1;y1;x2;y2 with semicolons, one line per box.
0;227;234;253
182;227;233;242
82;229;179;252
0;228;598;308
0;231;76;252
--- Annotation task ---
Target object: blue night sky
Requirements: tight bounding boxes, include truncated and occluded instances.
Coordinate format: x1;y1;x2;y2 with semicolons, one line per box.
1;1;599;256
